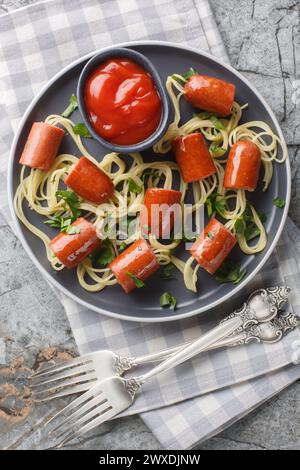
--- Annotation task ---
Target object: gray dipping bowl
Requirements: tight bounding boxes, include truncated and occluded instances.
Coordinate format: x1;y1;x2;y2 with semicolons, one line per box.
77;47;170;153
8;41;290;323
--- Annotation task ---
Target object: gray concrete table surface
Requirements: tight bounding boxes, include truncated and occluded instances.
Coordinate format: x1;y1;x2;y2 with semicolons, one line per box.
0;0;299;451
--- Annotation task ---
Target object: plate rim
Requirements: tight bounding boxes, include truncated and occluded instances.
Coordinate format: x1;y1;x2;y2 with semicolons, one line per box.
7;40;291;323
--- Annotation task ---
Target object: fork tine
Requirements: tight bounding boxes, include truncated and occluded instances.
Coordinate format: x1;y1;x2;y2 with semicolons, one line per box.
31;363;96;387
52;397;108;437
34;382;95;403
56;407;117;448
45;382;104;423
31;355;93;378
33;372;98;396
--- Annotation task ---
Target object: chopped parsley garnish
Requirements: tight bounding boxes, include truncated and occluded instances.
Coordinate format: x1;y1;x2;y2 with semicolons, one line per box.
119;242;127;252
92;239;116;266
142;169;160;181
182;67;198;80
273;198;286;208
45;190;81;233
206;231;214;239
44;215;73;231
65;226;81;235
209;114;225;130
210;145;226;155
215;261;247;284
244;223;260;242
193;111;225;130
234;217;246;234
44;209;81;233
56;190;81;219
234;208;267;242
205;192;227;217
126;271;144;288
160;292;177;310
128;178;143;194
61;94;78;118
73;122;92;138
171;67;198;84
193;112;211;120
162;264;176;280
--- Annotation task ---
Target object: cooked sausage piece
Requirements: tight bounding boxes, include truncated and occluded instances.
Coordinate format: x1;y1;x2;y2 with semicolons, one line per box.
109;239;160;293
140;188;182;238
190;217;236;274
173;133;216;183
184;75;235;117
65;156;114;203
49;218;99;269
19;122;64;171
223;140;261;191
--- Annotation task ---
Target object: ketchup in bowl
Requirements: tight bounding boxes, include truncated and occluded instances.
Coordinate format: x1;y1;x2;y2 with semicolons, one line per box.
84;58;162;146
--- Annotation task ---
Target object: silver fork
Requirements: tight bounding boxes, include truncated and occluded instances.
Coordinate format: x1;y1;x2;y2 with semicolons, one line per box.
49;310;300;447
31;286;290;401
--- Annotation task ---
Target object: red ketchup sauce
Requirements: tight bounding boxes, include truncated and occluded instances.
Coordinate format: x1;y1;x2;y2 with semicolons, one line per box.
84;58;162;145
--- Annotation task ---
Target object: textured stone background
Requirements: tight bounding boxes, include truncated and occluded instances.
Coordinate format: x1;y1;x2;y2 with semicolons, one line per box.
0;0;299;450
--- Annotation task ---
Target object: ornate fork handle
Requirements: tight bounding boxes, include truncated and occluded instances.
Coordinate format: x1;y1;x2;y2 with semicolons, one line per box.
220;286;291;327
122;309;300;399
214;310;300;347
115;286;291;373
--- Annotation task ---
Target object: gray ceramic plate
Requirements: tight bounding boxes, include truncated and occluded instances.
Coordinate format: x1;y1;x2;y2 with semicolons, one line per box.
8;41;291;323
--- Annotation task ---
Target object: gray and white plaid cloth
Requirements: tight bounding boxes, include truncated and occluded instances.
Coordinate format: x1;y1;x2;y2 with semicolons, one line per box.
0;0;300;450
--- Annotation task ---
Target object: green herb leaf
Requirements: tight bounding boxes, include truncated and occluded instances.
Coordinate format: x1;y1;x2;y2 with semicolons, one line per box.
215;261;247;285
94;239;116;266
244;225;260;241
235;209;267;242
193;112;211;120
205;192;226;217
56;190;81;219
73;122;92;138
126;271;144;288
210;146;226;155
160;292;177;310
273;198;286;208
162;264;176;280
209;115;225;130
171;68;198;84
258;212;267;224
206;231;214;239
142;169;160;180
182;67;198;80
44;215;64;229
44;214;75;232
62;94;78;118
65;225;81;235
128;178;143;194
234;218;246;234
119;242;127;252
193;112;226;131
60;217;72;230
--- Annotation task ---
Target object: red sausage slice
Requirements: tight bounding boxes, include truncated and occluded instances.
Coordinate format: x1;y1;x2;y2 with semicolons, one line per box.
223;140;261;191
19;122;64;171
190;217;236;274
65;156;114;204
49;218;99;269
109;239;159;293
184;75;235;117
173;133;216;183
140;188;182;238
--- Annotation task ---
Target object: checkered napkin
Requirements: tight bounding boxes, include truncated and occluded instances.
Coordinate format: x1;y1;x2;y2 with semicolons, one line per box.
0;0;300;450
